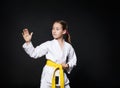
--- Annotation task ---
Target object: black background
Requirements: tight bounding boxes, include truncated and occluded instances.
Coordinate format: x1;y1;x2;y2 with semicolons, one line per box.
1;0;120;88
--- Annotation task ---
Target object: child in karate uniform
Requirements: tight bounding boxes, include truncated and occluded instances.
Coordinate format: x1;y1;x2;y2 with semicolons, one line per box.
22;20;77;88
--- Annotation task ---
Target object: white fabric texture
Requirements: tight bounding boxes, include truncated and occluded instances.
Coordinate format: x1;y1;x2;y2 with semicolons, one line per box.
22;39;77;86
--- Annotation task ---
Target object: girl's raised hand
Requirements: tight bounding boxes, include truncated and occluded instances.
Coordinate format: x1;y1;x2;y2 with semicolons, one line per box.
22;28;33;43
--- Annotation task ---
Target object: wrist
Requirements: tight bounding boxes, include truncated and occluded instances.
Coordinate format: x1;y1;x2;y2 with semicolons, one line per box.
66;64;69;68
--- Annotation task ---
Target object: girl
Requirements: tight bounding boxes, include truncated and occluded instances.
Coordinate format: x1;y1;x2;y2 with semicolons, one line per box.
22;20;77;88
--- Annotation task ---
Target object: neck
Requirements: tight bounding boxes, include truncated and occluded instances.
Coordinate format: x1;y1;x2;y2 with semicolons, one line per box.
56;37;64;44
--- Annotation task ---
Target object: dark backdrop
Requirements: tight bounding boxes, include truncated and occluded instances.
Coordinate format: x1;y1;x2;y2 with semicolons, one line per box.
1;0;119;88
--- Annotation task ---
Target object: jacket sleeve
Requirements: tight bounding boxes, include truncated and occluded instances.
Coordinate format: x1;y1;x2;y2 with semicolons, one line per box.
67;45;77;74
22;41;48;59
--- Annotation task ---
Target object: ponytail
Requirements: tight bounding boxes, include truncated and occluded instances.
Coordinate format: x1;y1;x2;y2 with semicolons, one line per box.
65;30;71;44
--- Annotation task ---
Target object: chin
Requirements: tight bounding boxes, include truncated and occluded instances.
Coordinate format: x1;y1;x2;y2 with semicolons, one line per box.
54;37;58;39
53;36;58;39
53;37;59;40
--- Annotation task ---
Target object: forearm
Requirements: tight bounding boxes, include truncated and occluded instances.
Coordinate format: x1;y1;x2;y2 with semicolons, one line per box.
22;42;36;58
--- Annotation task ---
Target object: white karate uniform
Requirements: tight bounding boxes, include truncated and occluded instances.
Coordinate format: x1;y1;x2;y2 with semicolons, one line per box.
22;39;77;88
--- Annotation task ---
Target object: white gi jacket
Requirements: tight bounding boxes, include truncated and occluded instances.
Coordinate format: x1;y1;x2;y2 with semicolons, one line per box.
22;39;77;86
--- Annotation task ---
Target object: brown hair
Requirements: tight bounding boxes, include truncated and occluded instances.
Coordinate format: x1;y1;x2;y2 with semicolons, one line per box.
53;20;71;44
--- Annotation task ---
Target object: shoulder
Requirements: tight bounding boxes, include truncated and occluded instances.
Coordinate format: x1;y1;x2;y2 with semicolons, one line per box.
41;39;54;45
65;41;74;50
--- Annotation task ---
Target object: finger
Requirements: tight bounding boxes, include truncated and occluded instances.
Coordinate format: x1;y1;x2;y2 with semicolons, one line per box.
24;29;29;33
23;28;29;34
30;32;33;36
22;32;26;38
23;28;28;32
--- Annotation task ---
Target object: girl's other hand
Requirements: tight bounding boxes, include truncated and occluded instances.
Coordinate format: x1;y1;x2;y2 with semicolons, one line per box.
61;63;69;70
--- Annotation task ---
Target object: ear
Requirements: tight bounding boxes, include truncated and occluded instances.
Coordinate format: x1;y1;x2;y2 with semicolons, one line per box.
62;29;67;35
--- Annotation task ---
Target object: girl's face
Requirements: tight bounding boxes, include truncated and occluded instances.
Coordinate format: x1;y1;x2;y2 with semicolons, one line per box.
52;22;66;39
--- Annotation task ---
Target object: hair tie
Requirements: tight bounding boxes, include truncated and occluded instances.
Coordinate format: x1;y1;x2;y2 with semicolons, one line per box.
66;30;69;35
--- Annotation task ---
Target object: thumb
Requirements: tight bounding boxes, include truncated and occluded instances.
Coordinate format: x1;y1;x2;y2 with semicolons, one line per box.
22;32;24;36
30;32;33;36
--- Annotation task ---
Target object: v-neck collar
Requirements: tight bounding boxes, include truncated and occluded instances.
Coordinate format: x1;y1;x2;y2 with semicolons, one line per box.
53;39;65;52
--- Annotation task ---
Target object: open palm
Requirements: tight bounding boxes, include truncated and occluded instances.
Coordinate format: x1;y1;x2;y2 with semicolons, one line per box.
22;28;33;42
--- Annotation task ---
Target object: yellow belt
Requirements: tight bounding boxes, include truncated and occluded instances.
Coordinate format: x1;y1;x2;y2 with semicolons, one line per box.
46;60;64;88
